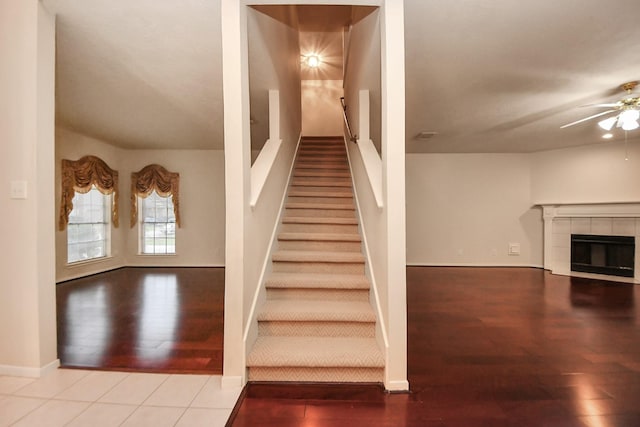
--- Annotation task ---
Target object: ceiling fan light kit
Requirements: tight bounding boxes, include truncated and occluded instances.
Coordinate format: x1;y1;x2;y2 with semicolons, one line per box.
597;116;617;131
563;81;640;135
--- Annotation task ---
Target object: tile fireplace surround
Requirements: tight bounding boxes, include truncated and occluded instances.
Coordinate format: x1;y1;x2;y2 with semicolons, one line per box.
541;203;640;284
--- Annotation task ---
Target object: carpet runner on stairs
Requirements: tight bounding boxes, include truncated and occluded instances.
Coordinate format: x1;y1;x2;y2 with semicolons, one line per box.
247;136;384;383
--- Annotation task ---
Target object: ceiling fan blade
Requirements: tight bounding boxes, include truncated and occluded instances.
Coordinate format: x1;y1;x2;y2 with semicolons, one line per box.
580;103;620;108
560;110;617;129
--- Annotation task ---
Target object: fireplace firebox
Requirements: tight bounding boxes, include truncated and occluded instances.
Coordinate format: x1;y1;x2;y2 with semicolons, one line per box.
571;234;635;278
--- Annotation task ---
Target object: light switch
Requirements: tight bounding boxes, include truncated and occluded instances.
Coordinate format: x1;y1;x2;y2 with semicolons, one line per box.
10;180;28;199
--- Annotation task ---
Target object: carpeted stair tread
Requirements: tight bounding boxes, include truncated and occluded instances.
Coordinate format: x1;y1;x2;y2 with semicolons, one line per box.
278;232;361;242
258;300;376;322
296;163;349;170
297;153;345;158
265;272;370;289
288;189;353;198
283;216;357;225
272;250;365;264
247;136;384;383
247;336;384;368
285;202;355;210
292;179;352;187
295;171;351;178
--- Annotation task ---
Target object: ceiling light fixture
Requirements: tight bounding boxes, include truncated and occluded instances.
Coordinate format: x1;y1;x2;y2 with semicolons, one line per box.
602;133;613;139
597;116;617;131
619;108;640;130
306;55;321;68
563;81;640;134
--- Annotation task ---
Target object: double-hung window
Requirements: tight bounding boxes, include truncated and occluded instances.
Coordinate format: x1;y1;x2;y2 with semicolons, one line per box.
131;164;180;255
67;186;111;263
60;155;118;264
140;190;176;254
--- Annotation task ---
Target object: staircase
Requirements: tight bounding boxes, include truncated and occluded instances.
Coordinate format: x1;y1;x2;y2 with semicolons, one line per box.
247;136;384;383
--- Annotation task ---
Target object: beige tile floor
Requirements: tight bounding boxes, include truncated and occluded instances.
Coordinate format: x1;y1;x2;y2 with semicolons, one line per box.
0;369;242;427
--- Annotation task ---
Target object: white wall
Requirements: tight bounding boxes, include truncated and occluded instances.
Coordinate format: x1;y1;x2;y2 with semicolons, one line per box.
531;140;640;204
344;8;381;153
248;6;302;153
0;0;57;375
405;141;640;268
406;153;544;267
55;127;226;282
123;149;226;268
301;80;343;136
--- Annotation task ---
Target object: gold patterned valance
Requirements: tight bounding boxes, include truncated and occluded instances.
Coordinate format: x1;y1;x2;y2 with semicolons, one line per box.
130;164;181;228
59;155;119;231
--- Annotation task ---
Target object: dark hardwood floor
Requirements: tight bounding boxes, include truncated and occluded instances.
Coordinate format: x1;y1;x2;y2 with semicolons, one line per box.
56;267;224;374
230;267;640;427
56;266;640;425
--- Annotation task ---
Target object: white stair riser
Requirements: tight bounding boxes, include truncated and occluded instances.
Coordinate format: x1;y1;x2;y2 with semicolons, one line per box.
286;194;355;204
291;181;351;187
248;367;384;383
298;149;345;153
297;154;346;160
292;181;352;188
287;196;355;205
258;321;375;337
298;147;345;152
281;223;358;234
295;165;349;172
284;208;356;218
289;190;353;198
266;288;369;301
272;261;364;274
294;171;351;178
278;239;362;252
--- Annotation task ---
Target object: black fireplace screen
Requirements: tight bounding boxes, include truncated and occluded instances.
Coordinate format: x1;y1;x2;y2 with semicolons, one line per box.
571;234;635;278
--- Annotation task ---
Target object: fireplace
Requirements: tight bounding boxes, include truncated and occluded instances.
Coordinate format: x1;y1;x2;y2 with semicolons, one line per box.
540;203;640;283
571;234;635;278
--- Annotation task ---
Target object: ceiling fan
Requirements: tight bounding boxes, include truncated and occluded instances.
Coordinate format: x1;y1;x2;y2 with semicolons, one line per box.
561;81;640;131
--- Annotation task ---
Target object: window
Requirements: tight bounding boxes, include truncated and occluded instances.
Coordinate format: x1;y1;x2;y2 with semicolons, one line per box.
67;186;110;263
140;191;176;254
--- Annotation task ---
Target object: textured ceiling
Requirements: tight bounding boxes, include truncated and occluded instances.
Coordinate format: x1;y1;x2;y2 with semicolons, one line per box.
44;0;224;150
43;0;640;152
405;0;640;152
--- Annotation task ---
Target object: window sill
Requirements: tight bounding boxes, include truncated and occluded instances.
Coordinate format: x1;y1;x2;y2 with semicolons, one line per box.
66;255;114;268
136;253;178;257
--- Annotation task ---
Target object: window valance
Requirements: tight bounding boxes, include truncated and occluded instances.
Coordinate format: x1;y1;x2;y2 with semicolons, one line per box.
130;164;181;227
59;155;119;231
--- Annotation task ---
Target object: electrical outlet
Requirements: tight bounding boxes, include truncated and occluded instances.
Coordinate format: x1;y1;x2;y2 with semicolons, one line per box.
508;243;520;256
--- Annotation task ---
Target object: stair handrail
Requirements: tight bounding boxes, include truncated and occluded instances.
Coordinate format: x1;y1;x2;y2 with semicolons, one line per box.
340;97;358;143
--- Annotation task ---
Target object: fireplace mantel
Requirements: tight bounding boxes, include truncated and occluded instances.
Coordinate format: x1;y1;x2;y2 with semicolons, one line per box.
541;202;640;219
538;202;640;284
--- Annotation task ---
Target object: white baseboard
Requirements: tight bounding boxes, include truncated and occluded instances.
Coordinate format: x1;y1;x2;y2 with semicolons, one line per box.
406;262;544;269
0;358;60;378
221;375;244;389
